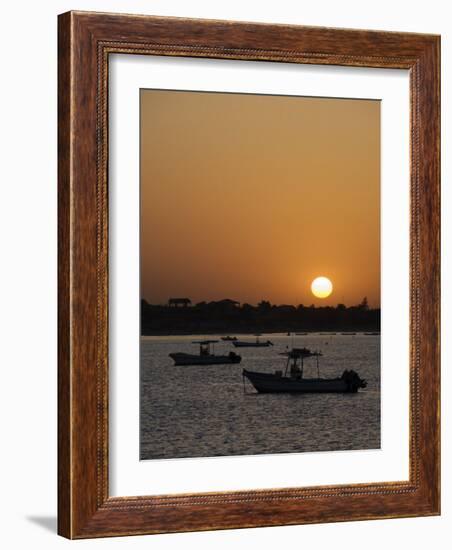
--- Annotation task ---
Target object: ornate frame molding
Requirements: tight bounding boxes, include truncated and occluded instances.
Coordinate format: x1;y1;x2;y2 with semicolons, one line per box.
58;11;440;538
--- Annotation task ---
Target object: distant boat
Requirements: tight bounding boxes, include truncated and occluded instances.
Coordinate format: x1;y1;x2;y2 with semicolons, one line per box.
242;347;367;394
341;332;356;336
221;336;238;341
364;332;380;336
232;334;274;348
296;332;308;336
169;340;241;366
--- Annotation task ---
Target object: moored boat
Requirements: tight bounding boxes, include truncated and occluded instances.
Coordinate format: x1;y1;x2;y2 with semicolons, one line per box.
232;334;274;348
242;347;366;393
221;336;237;341
169;340;241;366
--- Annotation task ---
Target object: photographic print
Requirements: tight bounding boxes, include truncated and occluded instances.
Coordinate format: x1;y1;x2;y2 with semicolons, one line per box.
58;13;440;536
140;89;381;460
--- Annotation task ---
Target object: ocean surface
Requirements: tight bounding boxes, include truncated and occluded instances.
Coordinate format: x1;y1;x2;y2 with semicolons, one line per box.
140;333;380;460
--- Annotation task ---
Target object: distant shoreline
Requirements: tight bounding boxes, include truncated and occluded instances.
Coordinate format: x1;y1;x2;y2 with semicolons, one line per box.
141;327;380;337
141;299;380;336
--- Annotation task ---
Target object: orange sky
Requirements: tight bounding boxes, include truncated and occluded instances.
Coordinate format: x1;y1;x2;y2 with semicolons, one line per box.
141;89;380;307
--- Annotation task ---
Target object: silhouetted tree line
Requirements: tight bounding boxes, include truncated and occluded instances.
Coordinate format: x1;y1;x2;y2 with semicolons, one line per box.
141;297;379;335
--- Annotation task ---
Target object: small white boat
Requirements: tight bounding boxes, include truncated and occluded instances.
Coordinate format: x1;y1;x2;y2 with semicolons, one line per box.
232;334;274;348
169;340;241;366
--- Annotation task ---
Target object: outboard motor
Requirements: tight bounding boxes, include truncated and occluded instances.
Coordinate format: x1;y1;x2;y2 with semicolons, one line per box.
341;369;367;392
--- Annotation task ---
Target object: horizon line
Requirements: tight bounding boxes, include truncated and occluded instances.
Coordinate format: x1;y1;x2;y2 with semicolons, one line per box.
141;297;380;309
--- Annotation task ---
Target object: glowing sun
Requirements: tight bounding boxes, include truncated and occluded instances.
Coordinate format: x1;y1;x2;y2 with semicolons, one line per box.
311;276;333;298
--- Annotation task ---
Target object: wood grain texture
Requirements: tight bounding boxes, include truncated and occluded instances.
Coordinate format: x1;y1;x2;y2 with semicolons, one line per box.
57;10;72;538
57;11;440;539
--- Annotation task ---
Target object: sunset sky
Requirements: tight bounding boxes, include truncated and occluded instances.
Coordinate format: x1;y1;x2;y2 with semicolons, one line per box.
140;89;380;307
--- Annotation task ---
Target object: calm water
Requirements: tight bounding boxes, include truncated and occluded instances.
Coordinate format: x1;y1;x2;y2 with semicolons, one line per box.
140;333;380;459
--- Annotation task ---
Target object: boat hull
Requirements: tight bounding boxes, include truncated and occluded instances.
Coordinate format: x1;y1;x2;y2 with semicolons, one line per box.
169;352;241;366
232;341;273;348
242;369;360;393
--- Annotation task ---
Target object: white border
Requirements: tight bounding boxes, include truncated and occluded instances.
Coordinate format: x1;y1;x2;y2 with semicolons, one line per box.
109;55;409;497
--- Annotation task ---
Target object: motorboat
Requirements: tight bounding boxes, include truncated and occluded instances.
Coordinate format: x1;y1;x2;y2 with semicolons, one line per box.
242;347;367;393
232;334;274;348
169;340;241;366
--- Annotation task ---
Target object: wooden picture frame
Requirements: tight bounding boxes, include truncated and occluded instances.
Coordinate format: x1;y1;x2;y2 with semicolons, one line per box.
58;11;440;539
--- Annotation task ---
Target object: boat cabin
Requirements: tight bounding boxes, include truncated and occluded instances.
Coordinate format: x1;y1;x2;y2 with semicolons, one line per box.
280;347;323;379
192;340;219;356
